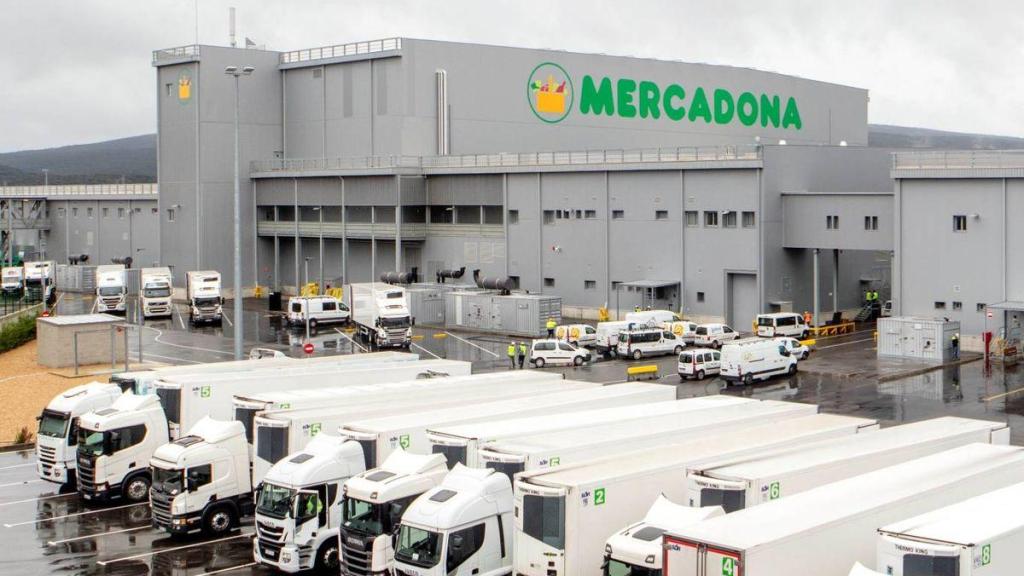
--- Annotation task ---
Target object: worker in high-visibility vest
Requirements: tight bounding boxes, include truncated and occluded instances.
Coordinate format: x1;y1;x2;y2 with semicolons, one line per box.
518;342;528;369
546;318;556;338
803;310;812;326
507;342;517;370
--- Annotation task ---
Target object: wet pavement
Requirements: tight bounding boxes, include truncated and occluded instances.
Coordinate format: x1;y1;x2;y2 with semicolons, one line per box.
6;296;1023;575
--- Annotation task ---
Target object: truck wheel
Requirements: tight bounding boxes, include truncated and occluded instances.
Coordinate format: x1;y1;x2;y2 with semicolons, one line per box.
788;363;798;375
309;318;318;329
696;370;705;381
203;505;236;536
534;358;545;368
632;349;643;360
712;340;721;349
679;374;686;382
674;345;684;355
573;355;584;366
742;373;753;385
122;473;151;502
315;539;341;572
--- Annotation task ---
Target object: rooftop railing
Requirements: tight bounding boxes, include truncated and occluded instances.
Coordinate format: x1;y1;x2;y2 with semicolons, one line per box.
280;38;402;64
0;183;158;197
893;150;1024;170
152;44;200;64
251;145;761;174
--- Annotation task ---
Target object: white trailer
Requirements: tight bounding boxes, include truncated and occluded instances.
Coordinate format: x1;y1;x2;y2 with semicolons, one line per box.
513;413;878;576
1;266;23;294
139;266;173;318
862;480;1024;576
663;444;1024;576
604;496;724;576
686;416;1011;512
477;397;814;478
346;383;676;470
254;379;596;483
346;282;412;348
186;270;223;324
94;264;127;313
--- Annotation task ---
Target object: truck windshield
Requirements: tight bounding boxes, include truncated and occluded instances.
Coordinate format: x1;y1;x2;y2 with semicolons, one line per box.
256;483;294;519
522;493;566;550
343;498;384;535
153;467;184;495
144;287;171;298
98;287;123;297
77;428;106;457
38;410;69;438
699;488;745;513
605;558;659;576
395;525;443;568
904;555;959;576
195;297;220;307
380;316;410;329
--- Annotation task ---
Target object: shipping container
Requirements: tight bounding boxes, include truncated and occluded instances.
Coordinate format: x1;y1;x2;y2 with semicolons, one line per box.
444;290;561;337
877;317;960;361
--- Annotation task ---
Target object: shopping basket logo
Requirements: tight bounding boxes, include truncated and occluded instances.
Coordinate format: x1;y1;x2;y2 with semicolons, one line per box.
528;62;573;123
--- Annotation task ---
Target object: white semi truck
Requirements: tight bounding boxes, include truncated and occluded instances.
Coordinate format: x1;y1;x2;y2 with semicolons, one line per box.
513;414;878;576
604;496;724;576
663;444;1024;576
1;266;23;295
94;264;127;313
347;282;412;348
36;382;124;485
186;270;224;325
859;480;1024;576
76;358;457;501
431;397;812;471
393;465;515;576
140;266;173;318
23;260;53;300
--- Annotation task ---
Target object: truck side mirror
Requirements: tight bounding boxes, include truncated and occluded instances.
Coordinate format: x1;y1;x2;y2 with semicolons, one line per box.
411;317;416;326
221;297;226;305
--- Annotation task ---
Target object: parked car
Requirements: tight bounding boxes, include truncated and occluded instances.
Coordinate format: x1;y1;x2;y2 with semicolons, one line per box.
287;295;351;328
677;348;721;381
755;312;809;338
555;323;598;347
881;300;893;317
775;337;811;360
530;339;591;367
693;323;741;348
616;327;685;360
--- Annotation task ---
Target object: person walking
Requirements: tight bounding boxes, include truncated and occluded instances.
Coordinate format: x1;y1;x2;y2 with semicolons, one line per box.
546;318;556;338
507;341;517;370
951;332;960;360
518;341;527;369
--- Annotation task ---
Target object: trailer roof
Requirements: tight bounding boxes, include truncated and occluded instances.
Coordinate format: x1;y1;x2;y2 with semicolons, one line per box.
670;444;1024;551
517;414;874;489
700;417;1006;480
878;480;1024;545
156;358;449;384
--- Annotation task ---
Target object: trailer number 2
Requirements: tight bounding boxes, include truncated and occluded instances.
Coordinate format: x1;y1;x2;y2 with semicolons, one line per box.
594;488;606;506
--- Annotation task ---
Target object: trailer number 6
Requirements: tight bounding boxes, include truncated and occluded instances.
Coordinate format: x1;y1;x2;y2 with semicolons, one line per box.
769;482;780;500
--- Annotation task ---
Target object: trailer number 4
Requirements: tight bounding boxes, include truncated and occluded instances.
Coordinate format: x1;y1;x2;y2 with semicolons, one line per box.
722;557;736;576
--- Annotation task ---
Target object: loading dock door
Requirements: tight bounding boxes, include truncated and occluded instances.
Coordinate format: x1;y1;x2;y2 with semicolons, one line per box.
728;273;758;331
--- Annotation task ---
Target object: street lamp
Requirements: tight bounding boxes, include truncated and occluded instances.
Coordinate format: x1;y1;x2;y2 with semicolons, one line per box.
225;64;254;360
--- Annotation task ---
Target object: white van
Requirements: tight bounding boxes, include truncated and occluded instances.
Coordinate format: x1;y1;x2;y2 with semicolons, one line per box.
555;323;598;347
694;323;741;348
720;339;798;385
287;296;350;328
881;300;893;317
616;327;684;360
756;312;809;338
594;321;631;357
775;337;810;360
625;309;680;325
678;348;721;380
666;320;699;344
530;340;591;367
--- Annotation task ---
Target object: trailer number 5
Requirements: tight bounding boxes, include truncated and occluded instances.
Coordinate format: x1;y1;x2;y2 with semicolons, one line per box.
722;557;736;576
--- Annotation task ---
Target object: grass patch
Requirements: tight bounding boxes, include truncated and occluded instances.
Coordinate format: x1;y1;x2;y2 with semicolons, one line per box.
0;313;37;354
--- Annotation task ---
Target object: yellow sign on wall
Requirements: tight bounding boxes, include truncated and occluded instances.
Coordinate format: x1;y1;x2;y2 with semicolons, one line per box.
178;71;192;103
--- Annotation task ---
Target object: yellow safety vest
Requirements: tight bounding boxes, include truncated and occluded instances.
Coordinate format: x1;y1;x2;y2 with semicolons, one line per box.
507;345;516;357
546;319;556;329
519;344;528;355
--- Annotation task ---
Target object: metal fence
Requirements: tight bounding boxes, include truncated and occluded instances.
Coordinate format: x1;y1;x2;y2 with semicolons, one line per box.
0;183;157;198
0;294;40;318
152;44;200;64
280;38;402;64
892;150;1024;170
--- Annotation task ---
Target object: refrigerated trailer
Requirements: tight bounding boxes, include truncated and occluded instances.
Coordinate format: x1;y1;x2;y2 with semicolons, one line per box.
344;383;676;470
513;413;878;576
686;416;1010;512
663;444;1024;576
864;480;1024;576
604;496;724;576
473;398;816;478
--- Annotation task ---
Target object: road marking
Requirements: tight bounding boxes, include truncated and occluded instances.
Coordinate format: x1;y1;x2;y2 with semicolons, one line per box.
174;304;187;330
222;312;233;327
0;493;75;507
3;501;145;527
444;331;500;357
984;388;1024;402
334;328;367;352
411;342;441;359
96;532;253;565
195;562;258;576
815;337;875;350
0;463;35;471
141;326;234;357
0;479;42;488
48;525;151;545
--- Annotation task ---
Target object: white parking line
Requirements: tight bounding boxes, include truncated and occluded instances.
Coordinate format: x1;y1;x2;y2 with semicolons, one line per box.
0;479;42;489
222;312;233;327
3;501;145;527
411;342;441;359
0;493;75;507
140;352;202;365
48;525;151;545
334;328;367;352
816;337;875;350
195;562;257;576
444;331;500;357
96;532;253;565
141;326;234;357
174;304;186;330
0;463;35;471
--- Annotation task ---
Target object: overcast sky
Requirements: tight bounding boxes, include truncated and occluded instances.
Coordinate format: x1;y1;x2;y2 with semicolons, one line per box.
2;0;1021;152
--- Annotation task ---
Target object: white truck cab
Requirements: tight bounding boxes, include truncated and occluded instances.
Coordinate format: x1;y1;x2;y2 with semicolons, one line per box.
140;267;173;318
603;495;723;576
394;465;514;576
340;451;449;576
186;270;223;325
347;283;413;349
36;382;124;485
94;264;127;313
77;393;169;502
1;266;23;295
254;434;366;573
149;417;252;536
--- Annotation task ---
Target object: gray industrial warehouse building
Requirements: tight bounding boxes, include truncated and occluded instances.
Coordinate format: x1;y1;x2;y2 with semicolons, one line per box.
5;37;1018;341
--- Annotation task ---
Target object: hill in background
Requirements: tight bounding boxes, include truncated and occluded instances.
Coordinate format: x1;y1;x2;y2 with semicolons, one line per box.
1;126;1023;186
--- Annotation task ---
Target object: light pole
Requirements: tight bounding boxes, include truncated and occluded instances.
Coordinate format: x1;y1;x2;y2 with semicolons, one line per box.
225;64;254;360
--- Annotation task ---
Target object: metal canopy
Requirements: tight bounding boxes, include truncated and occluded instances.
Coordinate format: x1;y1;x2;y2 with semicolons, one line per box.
618;279;679;289
987;301;1024;312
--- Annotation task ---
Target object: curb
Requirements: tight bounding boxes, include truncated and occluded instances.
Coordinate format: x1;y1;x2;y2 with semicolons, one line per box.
877;356;982;383
0;442;34;453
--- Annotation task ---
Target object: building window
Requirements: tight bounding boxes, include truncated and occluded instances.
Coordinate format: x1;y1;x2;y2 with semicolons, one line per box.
402;205;426;223
508;209;519;224
934;301;946;310
742;211;756;228
101;207;109;217
584;209;597;219
952;301;962;310
134;207;142;214
454;206;480;224
57;207;65;217
151;207;158;215
977;303;986;312
312;68;322;78
544;278;555;288
87;207;94;218
167;208;176;222
704;211;718;227
697;291;705;303
165;83;173;96
118;207;126;219
584;280;596;290
722;211;737;228
71;207;79;218
864;216;878;230
826;215;839;230
573;209;581;219
482;206;503;225
612;210;625;220
655;210;669;220
430;205;454;224
542;210;555;225
953;214;967;232
685;211;698;227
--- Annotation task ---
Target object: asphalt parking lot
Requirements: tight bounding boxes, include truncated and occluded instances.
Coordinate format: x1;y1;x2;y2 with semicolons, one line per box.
5;293;1022;575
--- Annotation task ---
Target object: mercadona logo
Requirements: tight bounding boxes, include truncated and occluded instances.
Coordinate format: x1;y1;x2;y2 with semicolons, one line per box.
527;62;574;124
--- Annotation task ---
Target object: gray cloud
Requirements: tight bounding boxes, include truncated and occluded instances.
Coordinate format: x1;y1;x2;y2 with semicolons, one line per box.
2;0;1021;152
